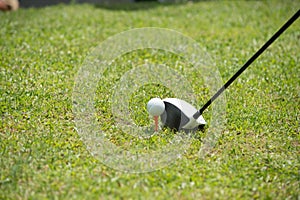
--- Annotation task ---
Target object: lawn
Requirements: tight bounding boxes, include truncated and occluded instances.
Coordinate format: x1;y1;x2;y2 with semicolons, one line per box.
1;1;299;199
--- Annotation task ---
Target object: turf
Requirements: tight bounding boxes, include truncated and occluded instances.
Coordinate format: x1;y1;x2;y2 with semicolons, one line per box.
1;1;299;199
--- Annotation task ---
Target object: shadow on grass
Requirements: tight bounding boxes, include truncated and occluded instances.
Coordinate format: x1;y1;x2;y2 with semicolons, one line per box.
93;1;188;11
20;0;210;11
94;0;214;11
94;2;160;11
20;0;71;8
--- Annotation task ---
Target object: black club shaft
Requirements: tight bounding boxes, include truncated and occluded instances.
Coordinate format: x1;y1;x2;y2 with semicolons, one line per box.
193;9;300;119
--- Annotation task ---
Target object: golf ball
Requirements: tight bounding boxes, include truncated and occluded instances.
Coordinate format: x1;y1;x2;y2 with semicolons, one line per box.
147;98;165;116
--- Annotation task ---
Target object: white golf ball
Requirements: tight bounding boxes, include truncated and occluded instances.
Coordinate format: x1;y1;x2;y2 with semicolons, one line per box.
147;98;165;116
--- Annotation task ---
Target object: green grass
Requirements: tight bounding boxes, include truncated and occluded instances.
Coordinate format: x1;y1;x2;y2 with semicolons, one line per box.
1;1;299;199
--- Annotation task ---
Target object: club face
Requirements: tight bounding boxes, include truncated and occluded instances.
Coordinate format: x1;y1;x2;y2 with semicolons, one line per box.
160;103;184;131
160;101;205;132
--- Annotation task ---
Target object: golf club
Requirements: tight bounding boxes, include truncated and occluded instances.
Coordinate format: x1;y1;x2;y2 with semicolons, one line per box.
147;9;299;132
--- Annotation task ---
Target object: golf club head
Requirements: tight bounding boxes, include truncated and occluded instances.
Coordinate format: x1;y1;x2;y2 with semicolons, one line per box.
160;98;206;132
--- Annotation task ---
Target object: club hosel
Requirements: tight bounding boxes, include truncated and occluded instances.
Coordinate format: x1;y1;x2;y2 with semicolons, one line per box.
193;111;202;120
